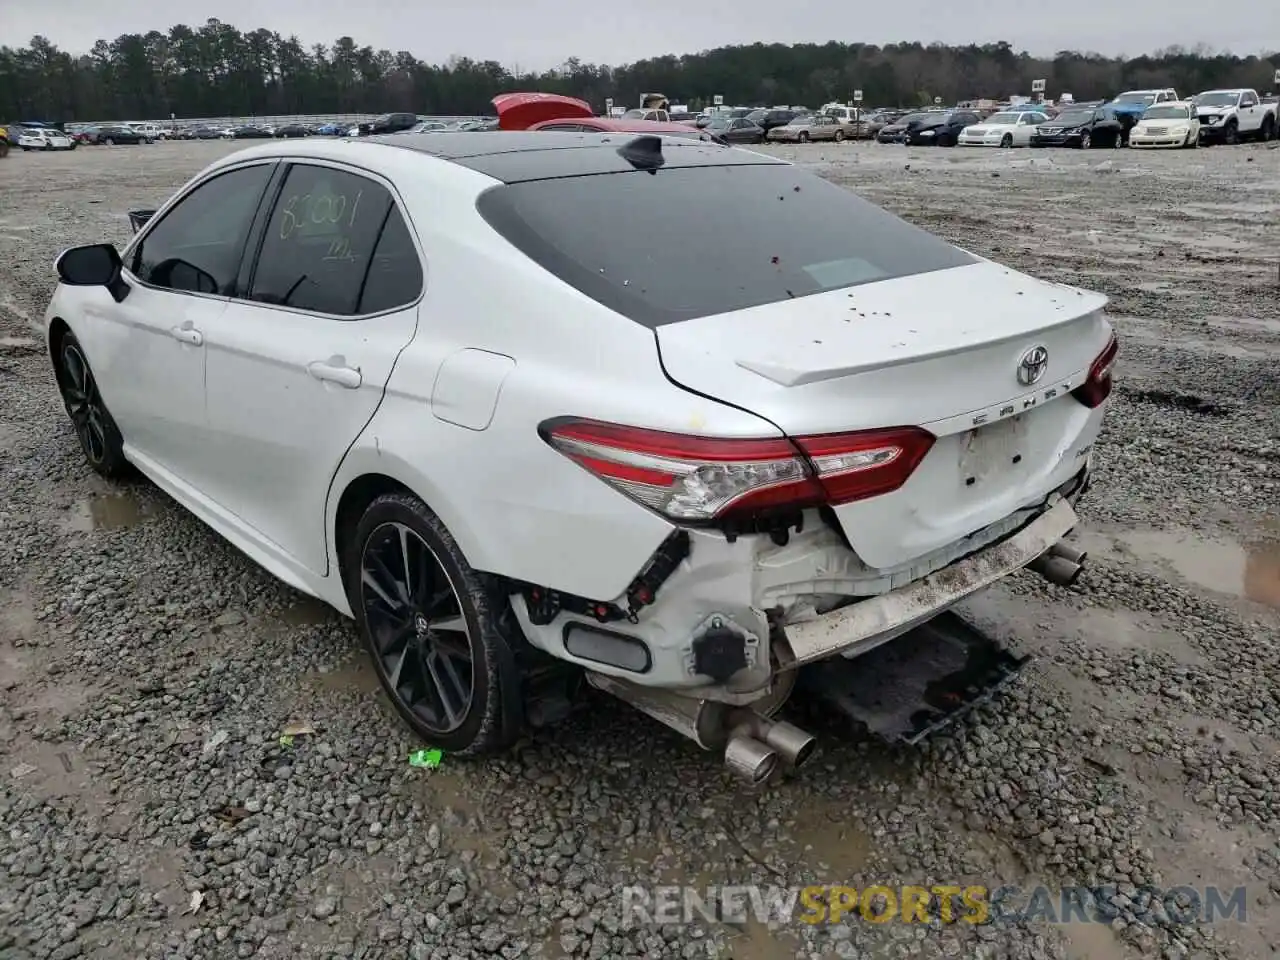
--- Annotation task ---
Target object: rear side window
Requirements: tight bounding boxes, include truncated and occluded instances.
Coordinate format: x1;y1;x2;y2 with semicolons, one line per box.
476;164;976;327
248;164;398;316
357;206;424;314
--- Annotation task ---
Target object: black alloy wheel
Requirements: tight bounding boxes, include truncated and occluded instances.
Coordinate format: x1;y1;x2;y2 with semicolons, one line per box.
349;493;521;755
58;334;129;477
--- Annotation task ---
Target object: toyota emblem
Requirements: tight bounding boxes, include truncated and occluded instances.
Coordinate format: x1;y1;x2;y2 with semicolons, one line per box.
1017;345;1049;385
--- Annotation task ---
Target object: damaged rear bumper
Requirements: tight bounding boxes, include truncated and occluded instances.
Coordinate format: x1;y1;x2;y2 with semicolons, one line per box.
778;496;1078;667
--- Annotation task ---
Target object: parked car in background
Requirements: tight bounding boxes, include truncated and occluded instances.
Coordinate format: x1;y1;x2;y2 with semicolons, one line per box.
824;105;861;125
233;124;274;139
72;126;101;144
403;121;449;134
905;111;981;146
1192;89;1277;144
861;110;905;137
876;112;932;143
623;108;671;122
125;122;163;141
90;124;147;145
766;114;848;142
958;110;1048;147
702;116;766;143
1031;106;1128;148
746;108;799;133
273;123;314;138
359;113;419;136
1106;89;1179;126
18;127;75;150
527;117;727;143
1129;101;1200;148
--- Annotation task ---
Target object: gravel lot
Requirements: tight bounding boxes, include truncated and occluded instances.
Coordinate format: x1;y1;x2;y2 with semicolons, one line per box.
1;138;1277;960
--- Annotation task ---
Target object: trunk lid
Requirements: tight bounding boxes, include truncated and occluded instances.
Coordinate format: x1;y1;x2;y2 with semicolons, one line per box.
655;259;1110;569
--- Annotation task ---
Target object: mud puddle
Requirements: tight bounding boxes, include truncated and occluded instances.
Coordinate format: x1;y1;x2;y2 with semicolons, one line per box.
1079;527;1280;608
66;491;151;531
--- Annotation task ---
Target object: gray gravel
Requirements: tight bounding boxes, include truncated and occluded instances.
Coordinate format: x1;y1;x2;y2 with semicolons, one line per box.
1;139;1278;960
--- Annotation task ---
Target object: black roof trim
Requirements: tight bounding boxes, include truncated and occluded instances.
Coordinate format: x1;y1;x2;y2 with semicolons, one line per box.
364;131;786;183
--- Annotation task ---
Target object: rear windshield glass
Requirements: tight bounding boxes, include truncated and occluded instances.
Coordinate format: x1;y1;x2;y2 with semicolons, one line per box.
475;164;975;327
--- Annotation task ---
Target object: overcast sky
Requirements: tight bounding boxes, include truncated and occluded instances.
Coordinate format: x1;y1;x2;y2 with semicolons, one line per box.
4;0;1275;70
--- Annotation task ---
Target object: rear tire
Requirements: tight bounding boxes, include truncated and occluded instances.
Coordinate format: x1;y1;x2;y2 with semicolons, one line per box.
345;493;523;756
1261;115;1276;142
55;331;130;478
797;131;809;143
104;138;115;146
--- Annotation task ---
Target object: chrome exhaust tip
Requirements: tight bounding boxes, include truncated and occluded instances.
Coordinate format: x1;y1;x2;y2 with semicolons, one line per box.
745;717;819;770
1048;542;1087;566
1029;553;1083;588
724;734;780;785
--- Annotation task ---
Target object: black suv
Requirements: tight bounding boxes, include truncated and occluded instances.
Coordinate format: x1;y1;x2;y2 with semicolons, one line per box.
746;108;799;132
359;113;419;136
904;111;981;146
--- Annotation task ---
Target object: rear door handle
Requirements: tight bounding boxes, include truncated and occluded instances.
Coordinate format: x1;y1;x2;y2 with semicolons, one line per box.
307;358;362;389
170;324;203;346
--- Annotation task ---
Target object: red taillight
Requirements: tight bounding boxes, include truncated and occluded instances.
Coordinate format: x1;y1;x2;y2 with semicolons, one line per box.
541;418;934;523
1072;334;1118;409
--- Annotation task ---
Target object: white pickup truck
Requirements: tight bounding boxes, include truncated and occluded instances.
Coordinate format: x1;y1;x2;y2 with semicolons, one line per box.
1193;88;1278;143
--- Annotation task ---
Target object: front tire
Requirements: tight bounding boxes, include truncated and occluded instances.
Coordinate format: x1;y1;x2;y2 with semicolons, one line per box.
797;131;809;143
1261;115;1276;141
833;129;845;142
56;332;130;478
1080;132;1092;149
346;493;521;756
1224;122;1239;145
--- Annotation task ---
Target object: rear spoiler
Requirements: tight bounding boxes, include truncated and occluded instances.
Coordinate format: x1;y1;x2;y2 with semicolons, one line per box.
128;209;156;233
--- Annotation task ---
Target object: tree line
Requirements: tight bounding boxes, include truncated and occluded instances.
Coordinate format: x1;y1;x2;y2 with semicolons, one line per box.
1;21;1277;123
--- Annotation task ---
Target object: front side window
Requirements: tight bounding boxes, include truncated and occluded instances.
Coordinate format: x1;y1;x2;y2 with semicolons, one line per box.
247;163;399;316
130;163;274;295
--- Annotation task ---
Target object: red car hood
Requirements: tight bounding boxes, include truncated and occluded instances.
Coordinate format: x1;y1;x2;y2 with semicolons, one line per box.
492;92;594;131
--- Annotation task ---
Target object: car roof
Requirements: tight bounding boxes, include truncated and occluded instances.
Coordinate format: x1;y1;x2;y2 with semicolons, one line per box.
219;132;787;185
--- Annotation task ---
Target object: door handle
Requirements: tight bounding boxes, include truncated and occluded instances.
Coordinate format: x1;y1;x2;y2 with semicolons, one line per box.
307;358;362;389
169;324;203;345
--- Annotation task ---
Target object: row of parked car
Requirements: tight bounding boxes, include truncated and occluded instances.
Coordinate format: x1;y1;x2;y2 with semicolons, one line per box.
869;88;1278;149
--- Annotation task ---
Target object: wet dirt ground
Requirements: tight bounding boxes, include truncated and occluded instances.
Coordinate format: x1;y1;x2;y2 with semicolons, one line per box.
0;139;1278;960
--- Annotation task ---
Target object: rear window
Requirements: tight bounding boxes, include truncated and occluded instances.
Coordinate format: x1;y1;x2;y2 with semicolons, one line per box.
476;164;976;327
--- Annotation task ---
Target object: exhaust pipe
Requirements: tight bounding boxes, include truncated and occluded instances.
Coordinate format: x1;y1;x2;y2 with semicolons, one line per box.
586;673;815;784
1028;553;1082;588
731;715;818;770
1048;542;1087;565
724;734;780;784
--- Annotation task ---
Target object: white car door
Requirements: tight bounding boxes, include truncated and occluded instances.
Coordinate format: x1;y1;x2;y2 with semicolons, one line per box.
1238;91;1260;132
1015;113;1040;145
201;160;422;575
91;161;278;482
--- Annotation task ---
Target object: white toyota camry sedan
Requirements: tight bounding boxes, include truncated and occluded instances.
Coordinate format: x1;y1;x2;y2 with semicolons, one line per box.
45;132;1116;781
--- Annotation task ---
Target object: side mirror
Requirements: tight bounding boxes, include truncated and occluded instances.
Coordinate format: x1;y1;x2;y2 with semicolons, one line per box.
56;243;129;302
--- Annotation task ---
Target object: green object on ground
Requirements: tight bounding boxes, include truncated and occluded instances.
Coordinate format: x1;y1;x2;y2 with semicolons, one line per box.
408;748;443;769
